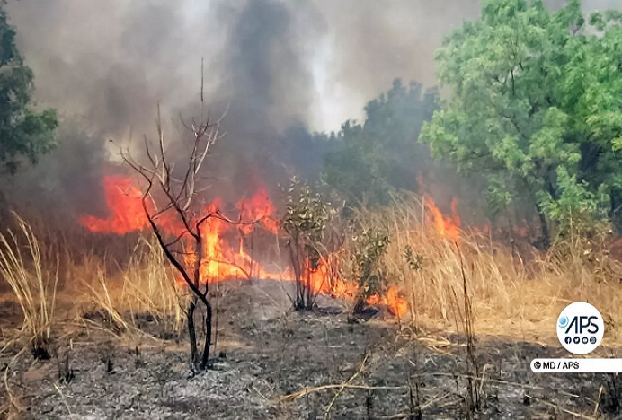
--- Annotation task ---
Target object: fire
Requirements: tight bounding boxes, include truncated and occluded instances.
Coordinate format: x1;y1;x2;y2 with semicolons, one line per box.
294;259;407;317
366;286;408;318
185;197;287;283
81;175;408;317
424;195;460;243
236;188;279;234
80;176;150;234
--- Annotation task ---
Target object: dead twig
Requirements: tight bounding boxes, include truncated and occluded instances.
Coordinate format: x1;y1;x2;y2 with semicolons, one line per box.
539;399;598;420
2;348;27;416
324;351;370;420
278;383;408;404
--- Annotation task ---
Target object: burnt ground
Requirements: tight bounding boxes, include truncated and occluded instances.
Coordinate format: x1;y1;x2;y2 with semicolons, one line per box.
1;280;621;420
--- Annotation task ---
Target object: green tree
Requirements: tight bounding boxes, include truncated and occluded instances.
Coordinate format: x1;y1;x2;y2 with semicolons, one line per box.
0;4;57;174
323;79;437;208
420;0;622;245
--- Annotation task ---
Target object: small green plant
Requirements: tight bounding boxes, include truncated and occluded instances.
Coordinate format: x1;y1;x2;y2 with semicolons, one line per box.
282;177;330;310
404;245;423;271
539;167;614;267
538;167;611;241
351;226;389;312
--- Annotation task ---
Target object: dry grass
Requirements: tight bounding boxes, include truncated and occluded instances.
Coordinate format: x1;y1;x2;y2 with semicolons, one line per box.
0;219;188;351
0;224;188;417
2;197;622;350
0;213;58;357
74;235;189;337
336;194;622;345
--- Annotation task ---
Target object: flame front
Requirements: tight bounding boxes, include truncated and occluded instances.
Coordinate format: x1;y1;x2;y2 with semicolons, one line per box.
79;176;150;234
81;176;408;318
424;195;460;243
236;188;279;235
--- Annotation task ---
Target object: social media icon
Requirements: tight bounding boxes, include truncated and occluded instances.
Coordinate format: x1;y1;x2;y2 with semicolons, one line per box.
565;337;572;344
582;337;588;344
591;337;597;344
573;337;580;344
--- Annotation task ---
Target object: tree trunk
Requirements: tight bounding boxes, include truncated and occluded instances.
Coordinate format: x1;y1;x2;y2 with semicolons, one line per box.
188;298;198;369
537;211;550;250
353;299;366;314
200;299;212;370
508;214;516;261
305;262;312;310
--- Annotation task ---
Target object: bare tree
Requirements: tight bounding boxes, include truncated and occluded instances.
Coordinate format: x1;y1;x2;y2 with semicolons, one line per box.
120;70;233;370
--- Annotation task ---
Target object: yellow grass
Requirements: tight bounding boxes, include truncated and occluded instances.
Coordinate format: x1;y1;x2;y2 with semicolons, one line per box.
337;194;622;345
0;213;58;353
2;201;621;349
74;235;188;336
0;220;187;350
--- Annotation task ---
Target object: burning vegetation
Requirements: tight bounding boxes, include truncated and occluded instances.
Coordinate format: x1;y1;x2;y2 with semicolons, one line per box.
79;174;409;318
4;0;622;418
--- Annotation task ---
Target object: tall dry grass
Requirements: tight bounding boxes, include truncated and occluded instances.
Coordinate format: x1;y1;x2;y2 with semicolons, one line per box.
0;213;58;357
0;214;187;353
75;235;188;337
337;194;622;344
3;195;620;348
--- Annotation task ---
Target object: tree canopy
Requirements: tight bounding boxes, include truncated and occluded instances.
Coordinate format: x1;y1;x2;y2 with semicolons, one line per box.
420;0;622;242
323;79;437;207
0;4;57;174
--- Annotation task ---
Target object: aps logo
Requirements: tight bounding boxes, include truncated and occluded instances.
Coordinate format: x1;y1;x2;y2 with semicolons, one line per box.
557;302;604;355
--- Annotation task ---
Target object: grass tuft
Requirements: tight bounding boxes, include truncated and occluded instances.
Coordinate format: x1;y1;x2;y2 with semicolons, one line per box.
0;213;58;359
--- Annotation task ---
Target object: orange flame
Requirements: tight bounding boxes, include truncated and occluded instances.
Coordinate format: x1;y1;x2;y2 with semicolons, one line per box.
81;176;408;317
236;188;279;235
424;195;460;243
366;286;408;317
79;176;150;234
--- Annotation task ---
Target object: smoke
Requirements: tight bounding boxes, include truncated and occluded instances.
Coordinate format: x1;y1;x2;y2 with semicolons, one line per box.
7;0;622;133
4;0;485;134
585;0;622;9
200;0;326;200
3;0;622;214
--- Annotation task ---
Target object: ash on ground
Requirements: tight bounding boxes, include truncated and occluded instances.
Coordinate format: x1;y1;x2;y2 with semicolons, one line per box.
1;280;620;419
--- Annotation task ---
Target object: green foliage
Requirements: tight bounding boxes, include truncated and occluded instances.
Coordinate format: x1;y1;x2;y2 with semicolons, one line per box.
323;79;437;208
538;166;610;240
282;177;331;309
282;177;329;251
0;5;57;174
352;226;389;299
420;0;622;239
485;174;515;218
404;244;423;271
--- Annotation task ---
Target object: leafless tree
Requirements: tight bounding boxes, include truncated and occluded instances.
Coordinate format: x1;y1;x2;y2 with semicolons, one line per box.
119;68;235;371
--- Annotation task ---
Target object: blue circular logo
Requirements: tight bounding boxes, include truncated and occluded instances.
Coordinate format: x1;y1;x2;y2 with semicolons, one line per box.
558;316;569;329
557;302;604;355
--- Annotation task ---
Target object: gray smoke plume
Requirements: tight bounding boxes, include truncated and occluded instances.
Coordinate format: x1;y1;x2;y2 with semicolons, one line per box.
7;0;622;134
2;0;622;215
4;0;482;137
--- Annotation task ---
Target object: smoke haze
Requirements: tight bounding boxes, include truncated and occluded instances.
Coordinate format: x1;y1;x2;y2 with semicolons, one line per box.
2;0;622;214
5;0;482;135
